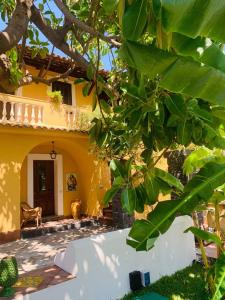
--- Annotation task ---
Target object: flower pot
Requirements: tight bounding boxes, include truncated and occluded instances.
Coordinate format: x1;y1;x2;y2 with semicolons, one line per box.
71;200;81;220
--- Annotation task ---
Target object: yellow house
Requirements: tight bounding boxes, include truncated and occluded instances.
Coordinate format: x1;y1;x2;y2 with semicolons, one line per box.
0;49;111;243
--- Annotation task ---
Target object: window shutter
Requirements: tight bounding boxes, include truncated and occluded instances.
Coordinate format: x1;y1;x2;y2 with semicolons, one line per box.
52;81;72;105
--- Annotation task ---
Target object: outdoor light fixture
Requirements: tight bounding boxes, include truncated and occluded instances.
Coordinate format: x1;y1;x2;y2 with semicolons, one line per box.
49;141;57;160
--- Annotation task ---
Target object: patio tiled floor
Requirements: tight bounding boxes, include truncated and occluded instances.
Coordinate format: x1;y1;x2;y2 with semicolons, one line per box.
0;224;113;274
0;265;75;299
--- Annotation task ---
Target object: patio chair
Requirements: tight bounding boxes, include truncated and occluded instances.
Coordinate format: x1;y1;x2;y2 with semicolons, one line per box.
20;202;42;228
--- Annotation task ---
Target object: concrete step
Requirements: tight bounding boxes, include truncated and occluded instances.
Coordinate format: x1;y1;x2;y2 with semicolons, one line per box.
21;219;98;239
102;208;113;218
98;216;113;226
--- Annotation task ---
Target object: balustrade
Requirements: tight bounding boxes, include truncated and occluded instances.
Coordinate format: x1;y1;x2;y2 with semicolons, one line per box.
64;106;92;131
0;100;43;127
0;94;93;131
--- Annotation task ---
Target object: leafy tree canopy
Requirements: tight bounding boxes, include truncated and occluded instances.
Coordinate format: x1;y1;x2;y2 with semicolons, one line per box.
1;1;225;298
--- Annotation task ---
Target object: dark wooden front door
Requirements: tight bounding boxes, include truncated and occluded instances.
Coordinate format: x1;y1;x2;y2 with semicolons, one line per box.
33;160;55;216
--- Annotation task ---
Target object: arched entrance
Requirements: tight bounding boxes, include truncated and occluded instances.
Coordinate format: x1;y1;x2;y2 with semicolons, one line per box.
20;140;83;218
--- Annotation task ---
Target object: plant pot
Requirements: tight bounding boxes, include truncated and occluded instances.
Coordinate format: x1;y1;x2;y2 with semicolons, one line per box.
0;256;18;297
71;200;81;220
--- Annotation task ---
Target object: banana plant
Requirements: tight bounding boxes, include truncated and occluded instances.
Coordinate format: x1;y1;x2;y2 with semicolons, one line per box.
90;1;225;299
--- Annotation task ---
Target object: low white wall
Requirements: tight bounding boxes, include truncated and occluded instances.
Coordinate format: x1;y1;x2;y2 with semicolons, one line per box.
22;216;196;300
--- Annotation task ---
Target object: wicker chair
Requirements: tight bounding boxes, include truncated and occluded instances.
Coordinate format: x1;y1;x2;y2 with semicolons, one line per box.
20;202;42;228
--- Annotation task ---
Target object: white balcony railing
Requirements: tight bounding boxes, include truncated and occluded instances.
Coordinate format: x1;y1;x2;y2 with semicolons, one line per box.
0;93;94;132
0;101;43;126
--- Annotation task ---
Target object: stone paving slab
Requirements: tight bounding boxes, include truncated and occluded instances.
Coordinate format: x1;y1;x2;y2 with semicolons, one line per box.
0;225;113;274
0;265;75;300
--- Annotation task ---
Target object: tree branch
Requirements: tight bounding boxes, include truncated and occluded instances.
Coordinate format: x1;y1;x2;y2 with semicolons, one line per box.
21;64;76;86
0;0;33;54
54;0;121;47
30;5;89;70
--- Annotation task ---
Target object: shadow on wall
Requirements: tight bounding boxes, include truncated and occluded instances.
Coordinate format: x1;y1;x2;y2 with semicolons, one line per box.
87;158;111;217
0;161;21;235
53;216;195;300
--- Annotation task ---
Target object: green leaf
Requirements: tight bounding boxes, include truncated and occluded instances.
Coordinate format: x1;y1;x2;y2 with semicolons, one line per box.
209;191;225;205
128;162;225;251
182;163;225;214
121;188;136;214
172;34;225;74
120;41;225;107
147;200;179;234
176;119;192;146
184;227;222;246
212;107;225;123
103;0;118;14
103;185;120;206
100;99;111;114
183;147;212;175
156;178;172;195
110;159;131;179
135;184;147;213
97;131;108;147
127;219;159;251
212;251;225;300
142;133;153;149
122;0;148;41
92;93;97;111
86;64;95;80
154;0;225;43
127;200;179;251
163;94;186;119
82;82;92;97
118;0;125;26
154;168;184;191
144;173;159;204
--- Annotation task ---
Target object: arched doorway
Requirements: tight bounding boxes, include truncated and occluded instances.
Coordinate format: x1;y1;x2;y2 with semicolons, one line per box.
20;140;82;217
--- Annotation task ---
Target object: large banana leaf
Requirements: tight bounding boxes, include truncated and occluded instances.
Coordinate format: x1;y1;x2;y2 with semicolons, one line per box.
127;200;179;251
212;251;225;300
122;0;148;41
153;0;225;43
120;41;225;106
172;34;225;74
185;227;222;246
127;162;225;251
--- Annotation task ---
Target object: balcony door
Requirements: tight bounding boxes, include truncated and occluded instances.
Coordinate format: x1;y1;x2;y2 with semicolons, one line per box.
33;160;55;216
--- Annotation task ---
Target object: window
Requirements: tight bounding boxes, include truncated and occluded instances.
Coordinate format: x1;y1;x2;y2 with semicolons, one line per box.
52;81;72;105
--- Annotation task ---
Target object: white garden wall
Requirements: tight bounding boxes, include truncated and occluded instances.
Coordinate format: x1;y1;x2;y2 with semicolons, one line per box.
21;216;196;300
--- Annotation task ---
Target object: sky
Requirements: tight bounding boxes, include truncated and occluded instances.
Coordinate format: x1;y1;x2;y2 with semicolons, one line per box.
0;0;112;70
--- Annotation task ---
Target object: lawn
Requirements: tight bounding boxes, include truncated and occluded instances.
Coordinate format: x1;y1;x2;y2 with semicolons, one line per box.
121;263;210;300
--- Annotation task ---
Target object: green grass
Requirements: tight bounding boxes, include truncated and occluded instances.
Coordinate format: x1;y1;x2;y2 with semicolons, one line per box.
121;263;210;300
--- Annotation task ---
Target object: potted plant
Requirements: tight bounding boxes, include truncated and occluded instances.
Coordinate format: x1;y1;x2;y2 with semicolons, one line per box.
47;90;63;110
0;256;18;297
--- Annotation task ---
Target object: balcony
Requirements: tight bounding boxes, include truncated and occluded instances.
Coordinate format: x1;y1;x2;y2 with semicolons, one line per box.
0;93;94;132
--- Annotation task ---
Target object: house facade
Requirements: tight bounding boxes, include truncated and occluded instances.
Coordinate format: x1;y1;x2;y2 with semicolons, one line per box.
0;50;111;243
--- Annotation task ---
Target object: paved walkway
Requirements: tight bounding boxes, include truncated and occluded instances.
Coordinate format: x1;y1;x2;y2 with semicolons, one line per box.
0;265;75;300
0;225;113;274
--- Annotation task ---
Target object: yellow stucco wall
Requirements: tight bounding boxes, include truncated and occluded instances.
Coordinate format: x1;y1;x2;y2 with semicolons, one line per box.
0;65;110;240
0;127;111;236
21;66;93;109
